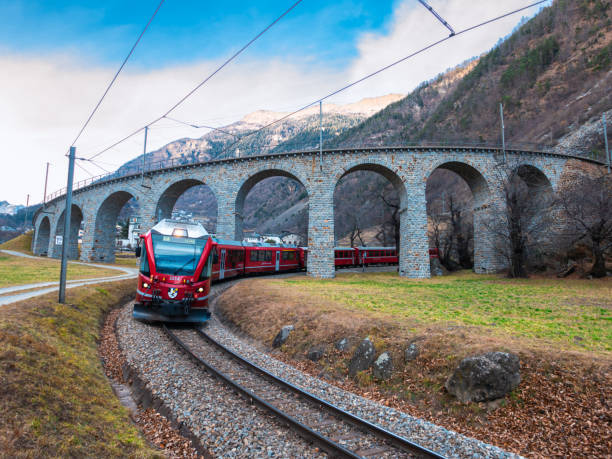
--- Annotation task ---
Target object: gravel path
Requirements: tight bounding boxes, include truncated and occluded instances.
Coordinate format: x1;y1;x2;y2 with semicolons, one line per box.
117;277;522;458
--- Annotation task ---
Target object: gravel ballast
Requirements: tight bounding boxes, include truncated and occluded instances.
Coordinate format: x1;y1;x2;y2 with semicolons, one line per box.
116;280;522;458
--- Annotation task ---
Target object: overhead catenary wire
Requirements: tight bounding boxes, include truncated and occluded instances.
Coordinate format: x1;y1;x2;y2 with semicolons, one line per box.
214;0;549;159
87;0;305;161
163;115;239;137
69;0;166;149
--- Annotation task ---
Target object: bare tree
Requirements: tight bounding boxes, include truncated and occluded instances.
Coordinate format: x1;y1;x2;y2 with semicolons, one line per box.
483;162;555;278
349;217;365;247
557;172;612;278
379;192;400;253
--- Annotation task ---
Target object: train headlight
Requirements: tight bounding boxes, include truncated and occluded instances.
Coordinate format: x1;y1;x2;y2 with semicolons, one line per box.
142;282;150;289
197;287;204;293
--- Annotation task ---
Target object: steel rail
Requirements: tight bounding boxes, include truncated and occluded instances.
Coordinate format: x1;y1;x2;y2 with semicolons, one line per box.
193;327;445;459
161;324;361;459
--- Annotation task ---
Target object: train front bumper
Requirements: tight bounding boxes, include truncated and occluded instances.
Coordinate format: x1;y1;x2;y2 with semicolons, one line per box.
133;302;211;323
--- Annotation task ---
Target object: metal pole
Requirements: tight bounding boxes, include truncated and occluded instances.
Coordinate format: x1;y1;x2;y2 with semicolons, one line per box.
319;101;323;171
23;194;29;232
500;103;506;163
141;126;148;184
59;146;76;304
604;114;610;174
43;162;50;206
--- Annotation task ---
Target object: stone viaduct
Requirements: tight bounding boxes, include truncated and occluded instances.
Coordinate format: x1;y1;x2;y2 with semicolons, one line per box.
31;146;592;278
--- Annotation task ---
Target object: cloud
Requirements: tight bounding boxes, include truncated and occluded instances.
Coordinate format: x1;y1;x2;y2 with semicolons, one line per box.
0;0;546;204
340;0;547;100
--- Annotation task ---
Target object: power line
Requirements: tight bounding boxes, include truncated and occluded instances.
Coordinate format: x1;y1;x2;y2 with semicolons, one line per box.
163;115;239;137
215;0;549;158
75;161;95;178
87;0;304;161
70;0;166;149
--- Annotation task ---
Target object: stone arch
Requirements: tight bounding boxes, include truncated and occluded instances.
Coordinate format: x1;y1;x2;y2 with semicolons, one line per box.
332;160;424;277
513;163;554;195
425;160;493;273
33;215;51;256
155;178;218;231
233;168;310;241
51;204;84;259
427;161;491;208
90;190;137;263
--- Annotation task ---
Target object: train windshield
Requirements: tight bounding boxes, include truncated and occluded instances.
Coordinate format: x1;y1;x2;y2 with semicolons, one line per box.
151;234;208;276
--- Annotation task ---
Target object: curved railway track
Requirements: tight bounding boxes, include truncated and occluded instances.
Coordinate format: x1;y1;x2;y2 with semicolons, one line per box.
162;324;446;459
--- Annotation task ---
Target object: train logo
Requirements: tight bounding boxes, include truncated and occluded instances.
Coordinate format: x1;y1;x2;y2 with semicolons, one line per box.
168;287;178;299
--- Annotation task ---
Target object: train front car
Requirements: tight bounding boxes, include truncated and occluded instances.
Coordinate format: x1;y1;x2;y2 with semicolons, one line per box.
133;219;213;323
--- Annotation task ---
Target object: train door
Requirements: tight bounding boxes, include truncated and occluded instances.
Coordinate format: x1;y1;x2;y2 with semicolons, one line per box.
220;248;226;279
275;250;280;271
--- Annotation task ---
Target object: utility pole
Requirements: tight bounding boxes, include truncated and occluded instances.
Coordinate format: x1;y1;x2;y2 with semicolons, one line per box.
604;114;610;174
59;146;76;304
319;101;323;171
141;126;148;185
43;162;50;206
500;103;506;163
23;194;29;232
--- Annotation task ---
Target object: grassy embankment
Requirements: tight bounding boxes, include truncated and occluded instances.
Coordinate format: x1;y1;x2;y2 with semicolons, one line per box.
0;232;33;253
0;279;157;457
217;271;612;456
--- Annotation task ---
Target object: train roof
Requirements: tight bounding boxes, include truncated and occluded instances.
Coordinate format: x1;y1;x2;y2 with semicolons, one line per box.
150;219;209;239
334;246;356;250
357;246;396;250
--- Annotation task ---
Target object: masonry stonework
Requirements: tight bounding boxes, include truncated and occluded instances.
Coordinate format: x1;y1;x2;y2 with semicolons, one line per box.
32;147;579;278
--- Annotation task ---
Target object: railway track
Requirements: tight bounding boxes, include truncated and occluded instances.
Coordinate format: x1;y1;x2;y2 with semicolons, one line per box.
162;325;445;459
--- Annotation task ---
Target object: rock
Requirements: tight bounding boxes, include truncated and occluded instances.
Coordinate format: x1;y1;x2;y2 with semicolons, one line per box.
404;342;419;362
335;338;349;351
307;345;326;361
348;337;376;378
445;352;521;402
272;325;294;348
372;352;393;380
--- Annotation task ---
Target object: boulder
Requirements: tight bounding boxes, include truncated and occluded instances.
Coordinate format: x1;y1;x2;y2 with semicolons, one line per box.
445;352;521;402
348;337;376;378
335;338;349;351
307;345;326;361
404;342;419;362
272;325;294;348
372;352;393;380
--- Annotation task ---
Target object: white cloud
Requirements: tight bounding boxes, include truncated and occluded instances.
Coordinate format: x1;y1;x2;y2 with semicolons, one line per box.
0;0;546;205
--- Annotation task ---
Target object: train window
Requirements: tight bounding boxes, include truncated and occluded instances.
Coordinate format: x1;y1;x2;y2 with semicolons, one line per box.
250;250;258;262
199;253;213;280
139;244;150;276
265;251;272;262
283;251;296;261
212;248;219;264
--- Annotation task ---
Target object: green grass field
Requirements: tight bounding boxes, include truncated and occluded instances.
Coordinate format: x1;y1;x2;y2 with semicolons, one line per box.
279;271;612;353
0;254;121;288
0;280;156;457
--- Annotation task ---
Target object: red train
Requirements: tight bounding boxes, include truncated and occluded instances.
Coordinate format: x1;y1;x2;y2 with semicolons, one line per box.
133;219;434;323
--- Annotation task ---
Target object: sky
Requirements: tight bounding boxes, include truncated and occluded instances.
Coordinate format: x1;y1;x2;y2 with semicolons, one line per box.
0;0;550;205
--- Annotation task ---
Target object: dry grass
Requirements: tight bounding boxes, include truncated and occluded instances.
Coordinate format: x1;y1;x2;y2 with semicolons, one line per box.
216;272;612;457
0;232;33;253
0;278;157;458
0;253;121;288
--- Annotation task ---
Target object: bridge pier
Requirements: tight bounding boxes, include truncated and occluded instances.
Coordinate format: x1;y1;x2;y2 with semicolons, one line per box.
307;187;335;279
399;184;431;278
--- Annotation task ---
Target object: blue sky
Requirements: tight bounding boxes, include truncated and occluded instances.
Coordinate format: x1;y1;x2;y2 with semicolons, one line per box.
0;1;549;204
0;0;398;69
